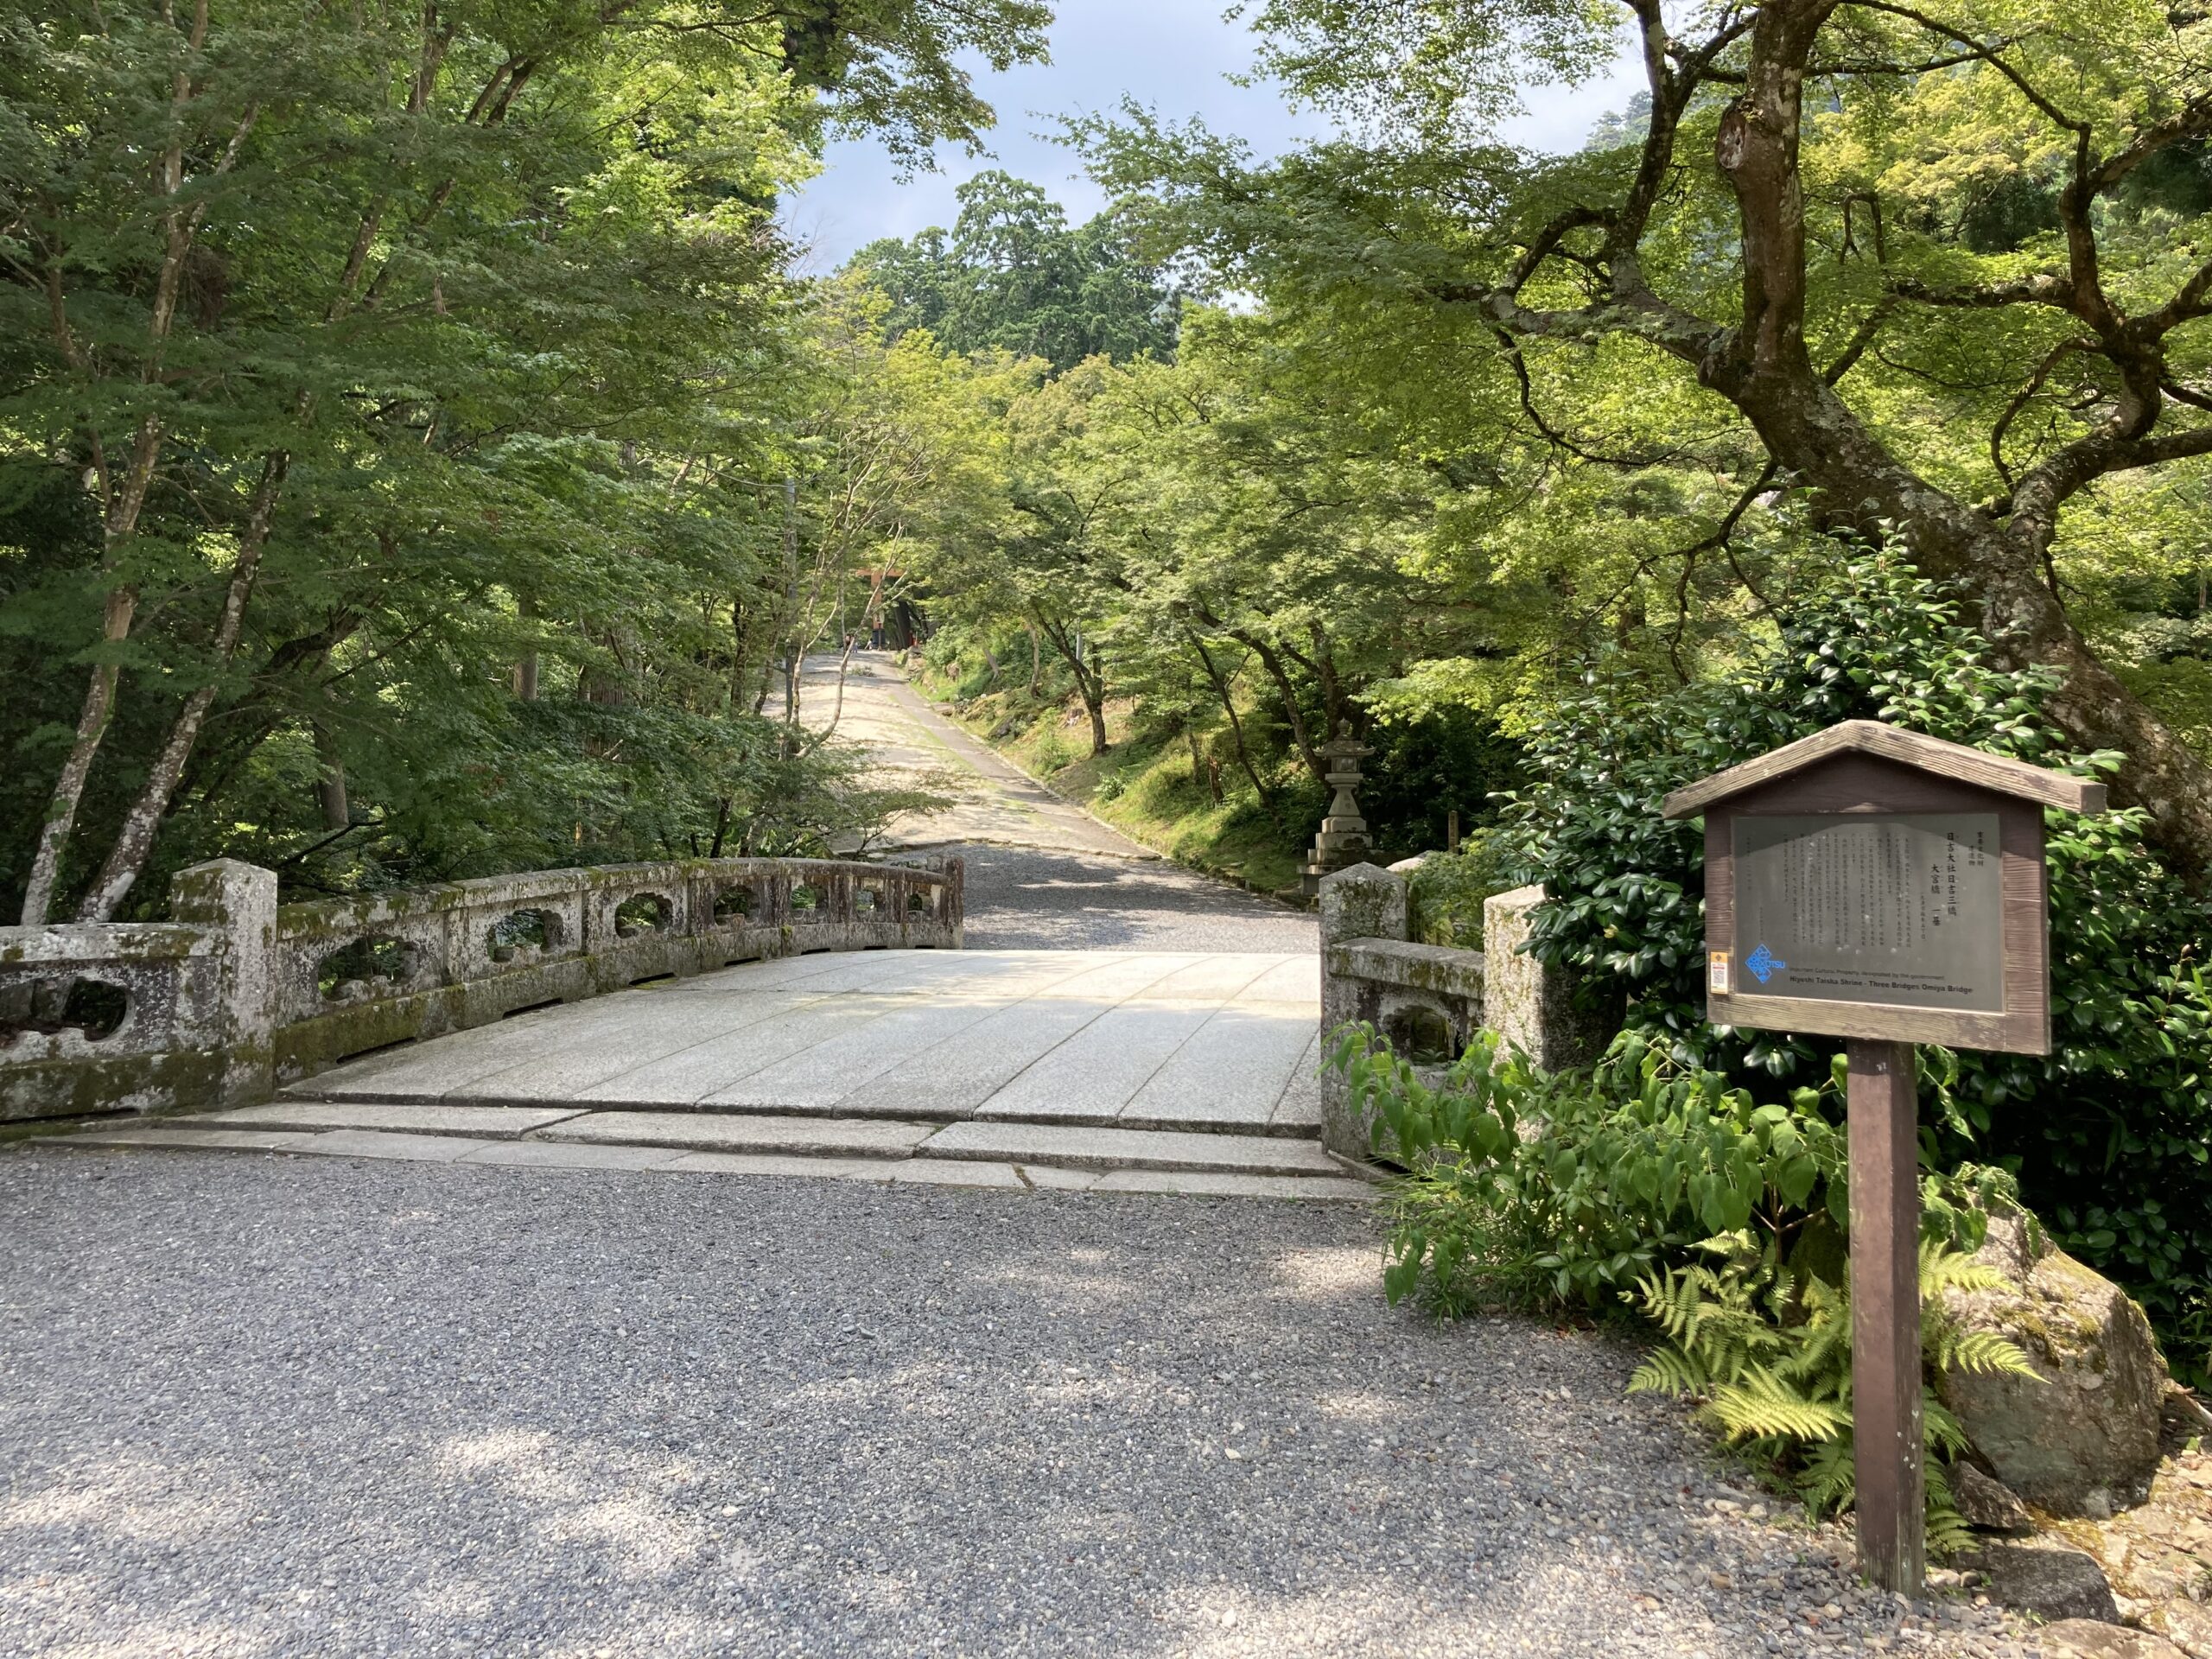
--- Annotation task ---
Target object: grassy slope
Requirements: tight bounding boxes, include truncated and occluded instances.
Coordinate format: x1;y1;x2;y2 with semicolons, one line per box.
918;667;1311;895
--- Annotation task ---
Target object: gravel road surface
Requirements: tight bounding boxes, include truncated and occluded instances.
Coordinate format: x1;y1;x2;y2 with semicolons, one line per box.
0;1152;2037;1658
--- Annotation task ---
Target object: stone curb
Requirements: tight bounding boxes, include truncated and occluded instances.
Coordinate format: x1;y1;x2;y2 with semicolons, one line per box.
44;1126;1377;1201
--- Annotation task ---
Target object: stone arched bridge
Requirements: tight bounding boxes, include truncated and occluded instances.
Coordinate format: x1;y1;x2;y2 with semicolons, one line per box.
3;658;1572;1196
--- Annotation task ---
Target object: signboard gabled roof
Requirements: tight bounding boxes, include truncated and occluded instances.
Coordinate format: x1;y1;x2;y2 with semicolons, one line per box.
1659;720;2107;820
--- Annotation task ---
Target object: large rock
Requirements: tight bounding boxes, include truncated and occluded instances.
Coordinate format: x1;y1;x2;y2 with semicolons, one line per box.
1964;1541;2120;1623
1953;1462;2033;1534
1937;1206;2168;1516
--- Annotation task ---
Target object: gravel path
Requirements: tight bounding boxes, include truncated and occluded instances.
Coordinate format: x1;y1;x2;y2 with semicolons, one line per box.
955;844;1317;953
0;1153;2037;1658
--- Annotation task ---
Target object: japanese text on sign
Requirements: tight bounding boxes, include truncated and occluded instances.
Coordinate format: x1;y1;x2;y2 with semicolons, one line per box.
1732;814;2004;1012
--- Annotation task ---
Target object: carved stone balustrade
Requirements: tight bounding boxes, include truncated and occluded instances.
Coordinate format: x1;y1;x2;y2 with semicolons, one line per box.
1315;863;1617;1161
0;852;962;1126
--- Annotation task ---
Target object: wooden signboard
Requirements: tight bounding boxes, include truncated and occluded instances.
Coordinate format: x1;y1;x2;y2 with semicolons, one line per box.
1662;721;2106;1595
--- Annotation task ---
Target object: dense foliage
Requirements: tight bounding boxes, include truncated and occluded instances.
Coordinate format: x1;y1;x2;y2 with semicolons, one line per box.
1084;0;2212;882
0;0;1048;918
851;170;1179;371
1502;548;2212;1372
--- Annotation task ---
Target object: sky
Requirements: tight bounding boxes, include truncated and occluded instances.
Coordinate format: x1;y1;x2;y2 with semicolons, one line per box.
779;1;1648;271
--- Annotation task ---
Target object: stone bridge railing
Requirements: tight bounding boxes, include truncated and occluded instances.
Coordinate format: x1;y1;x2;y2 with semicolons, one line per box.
1316;862;1615;1160
1;853;962;1128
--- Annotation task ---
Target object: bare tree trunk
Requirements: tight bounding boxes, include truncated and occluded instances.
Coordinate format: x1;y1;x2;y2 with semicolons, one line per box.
18;14;262;925
806;630;862;750
1082;647;1109;755
1234;629;1325;786
18;591;131;925
513;591;538;702
1189;635;1274;809
1027;624;1042;697
77;453;287;921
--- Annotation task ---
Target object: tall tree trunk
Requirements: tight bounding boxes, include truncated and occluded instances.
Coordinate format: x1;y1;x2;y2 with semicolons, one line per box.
1188;635;1274;809
1082;647;1109;755
17;12;261;925
513;591;538;702
1702;0;2212;880
18;588;133;925
1027;624;1042;697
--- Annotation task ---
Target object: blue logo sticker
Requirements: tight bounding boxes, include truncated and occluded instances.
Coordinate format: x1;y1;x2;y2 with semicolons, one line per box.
1745;944;1786;985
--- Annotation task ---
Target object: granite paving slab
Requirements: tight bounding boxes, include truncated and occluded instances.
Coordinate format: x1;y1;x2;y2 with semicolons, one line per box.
1271;1028;1327;1129
969;1001;1217;1122
442;995;812;1103
559;999;894;1109
279;997;586;1099
1233;953;1323;1005
294;988;826;1103
889;1160;1027;1189
1121;1005;1318;1128
67;1127;320;1154
534;1110;935;1157
295;1129;500;1162
920;1119;1344;1176
692;970;1103;1113
826;995;1119;1120
1133;953;1282;1004
654;1151;923;1181
1089;1168;1379;1201
454;1141;683;1171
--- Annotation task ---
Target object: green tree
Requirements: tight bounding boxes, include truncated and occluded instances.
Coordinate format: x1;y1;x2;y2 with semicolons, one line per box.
1;0;1051;918
851;169;1179;371
1085;0;2212;880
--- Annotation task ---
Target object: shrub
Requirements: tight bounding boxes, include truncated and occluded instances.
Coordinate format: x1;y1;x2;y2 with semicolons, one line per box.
1330;1022;2031;1536
1405;830;1512;950
1498;541;2212;1377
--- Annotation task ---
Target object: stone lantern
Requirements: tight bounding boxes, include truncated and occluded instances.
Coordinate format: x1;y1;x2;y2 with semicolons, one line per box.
1301;721;1373;896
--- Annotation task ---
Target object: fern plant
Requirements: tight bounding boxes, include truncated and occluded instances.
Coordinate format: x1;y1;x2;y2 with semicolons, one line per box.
1628;1236;2038;1547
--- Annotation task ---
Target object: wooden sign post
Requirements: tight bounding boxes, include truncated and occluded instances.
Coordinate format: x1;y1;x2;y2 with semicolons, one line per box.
1662;721;2105;1595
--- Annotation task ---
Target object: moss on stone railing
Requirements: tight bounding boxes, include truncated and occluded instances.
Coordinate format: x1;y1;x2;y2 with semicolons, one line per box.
0;853;962;1128
1315;862;1614;1162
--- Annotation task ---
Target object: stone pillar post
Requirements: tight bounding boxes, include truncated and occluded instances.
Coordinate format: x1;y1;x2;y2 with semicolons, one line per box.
1318;862;1407;1160
1481;885;1618;1070
170;860;279;1107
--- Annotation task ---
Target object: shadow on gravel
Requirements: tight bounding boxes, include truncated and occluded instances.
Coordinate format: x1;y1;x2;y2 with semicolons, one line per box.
0;1149;2012;1658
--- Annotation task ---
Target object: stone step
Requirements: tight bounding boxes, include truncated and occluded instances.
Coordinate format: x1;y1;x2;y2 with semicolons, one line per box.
532;1109;935;1160
51;1124;1376;1203
224;1100;1348;1178
189;1101;587;1139
271;1088;1322;1139
917;1119;1344;1178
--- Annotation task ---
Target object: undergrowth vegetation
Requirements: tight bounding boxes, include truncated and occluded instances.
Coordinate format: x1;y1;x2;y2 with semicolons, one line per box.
1331;1025;2036;1540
